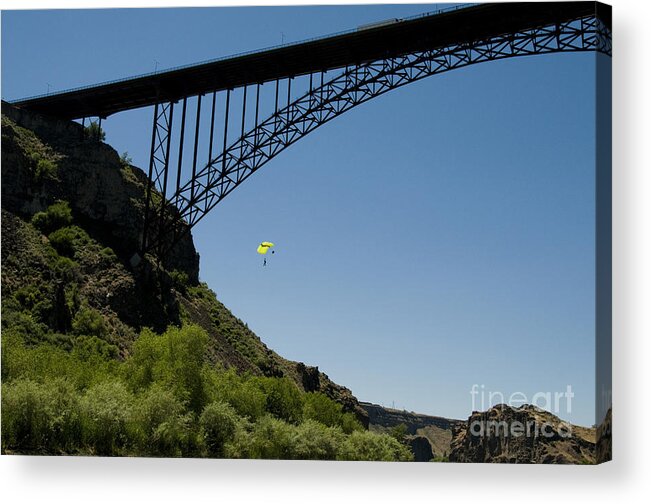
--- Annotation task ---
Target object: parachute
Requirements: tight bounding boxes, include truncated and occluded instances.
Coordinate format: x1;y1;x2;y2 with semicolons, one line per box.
257;242;274;255
257;241;275;267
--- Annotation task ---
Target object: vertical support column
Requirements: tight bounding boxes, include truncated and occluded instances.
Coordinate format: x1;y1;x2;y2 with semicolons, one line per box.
320;71;325;122
222;89;231;176
190;94;203;220
274;79;280;133
254;84;260;153
156;102;175;256
141;101;175;256
285;78;292;144
142;102;160;254
208;91;217;164
175;97;188;205
286;78;292;124
240;85;248;163
309;73;314;111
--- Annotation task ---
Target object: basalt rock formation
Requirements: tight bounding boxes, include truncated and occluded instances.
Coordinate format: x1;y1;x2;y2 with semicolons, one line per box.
361;401;464;459
449;404;596;464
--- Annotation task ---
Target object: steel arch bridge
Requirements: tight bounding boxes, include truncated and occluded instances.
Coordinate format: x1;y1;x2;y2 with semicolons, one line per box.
13;2;612;261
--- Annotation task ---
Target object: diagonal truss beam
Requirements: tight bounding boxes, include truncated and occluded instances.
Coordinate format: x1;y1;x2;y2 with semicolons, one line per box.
144;14;611;256
142;101;174;255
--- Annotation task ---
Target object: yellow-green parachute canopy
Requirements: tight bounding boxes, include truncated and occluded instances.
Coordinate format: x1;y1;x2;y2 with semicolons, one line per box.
257;242;275;254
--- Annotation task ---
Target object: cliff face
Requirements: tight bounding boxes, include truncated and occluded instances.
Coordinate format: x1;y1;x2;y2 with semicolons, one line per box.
449;404;596;464
361;402;464;460
362;402;463;433
1;102;199;282
0;103;368;427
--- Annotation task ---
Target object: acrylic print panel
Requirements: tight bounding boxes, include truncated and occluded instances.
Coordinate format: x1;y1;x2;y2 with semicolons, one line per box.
0;2;612;463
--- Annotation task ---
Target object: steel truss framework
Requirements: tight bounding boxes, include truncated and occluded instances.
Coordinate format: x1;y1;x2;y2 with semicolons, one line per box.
142;14;611;256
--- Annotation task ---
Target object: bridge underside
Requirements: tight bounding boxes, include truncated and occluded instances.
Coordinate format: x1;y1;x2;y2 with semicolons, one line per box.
11;2;612;260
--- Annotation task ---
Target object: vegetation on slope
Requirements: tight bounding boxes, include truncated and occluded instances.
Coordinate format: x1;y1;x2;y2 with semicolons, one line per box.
1;201;410;460
2;323;410;460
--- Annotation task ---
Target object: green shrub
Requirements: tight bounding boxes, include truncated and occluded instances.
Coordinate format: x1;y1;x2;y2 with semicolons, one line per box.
99;247;118;263
53;256;79;282
84;121;105;141
132;384;191;456
1;379;55;452
125;325;209;413
243;415;296;459
290;419;343;460
151;413;196;457
31;200;72;234
13;284;47;311
199;401;241;457
123;328;160;391
39;379;82;452
1;310;49;348
2;335;116;391
235;416;344;460
1;377;82;453
337;430;413;462
35;157;58;182
48;227;76;256
302;392;363;433
169;270;189;294
72;335;118;360
80;381;134;455
253;376;304;424
203;367;266;421
48;225;89;258
389;423;408;443
340;412;364;435
72;307;108;338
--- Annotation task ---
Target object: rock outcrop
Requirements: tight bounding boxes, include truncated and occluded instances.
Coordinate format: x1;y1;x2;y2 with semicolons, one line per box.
361;402;464;458
1;101;199;283
361;401;463;433
449;404;596;464
406;435;434;462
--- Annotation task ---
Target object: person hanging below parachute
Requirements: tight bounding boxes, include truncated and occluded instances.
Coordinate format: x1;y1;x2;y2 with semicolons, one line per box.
257;241;275;266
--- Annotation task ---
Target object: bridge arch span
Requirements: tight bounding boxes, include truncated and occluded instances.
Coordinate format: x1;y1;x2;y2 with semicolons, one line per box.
152;12;609;255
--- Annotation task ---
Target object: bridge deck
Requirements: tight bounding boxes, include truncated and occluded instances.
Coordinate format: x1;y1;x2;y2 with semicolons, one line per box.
12;2;611;120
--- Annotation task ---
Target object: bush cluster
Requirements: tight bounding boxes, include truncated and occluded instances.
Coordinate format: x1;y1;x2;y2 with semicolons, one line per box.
28;152;58;183
31;201;72;234
48;226;90;258
2;324;412;461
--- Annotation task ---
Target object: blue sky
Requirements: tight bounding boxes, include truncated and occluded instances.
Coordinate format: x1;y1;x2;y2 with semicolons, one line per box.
1;4;602;426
